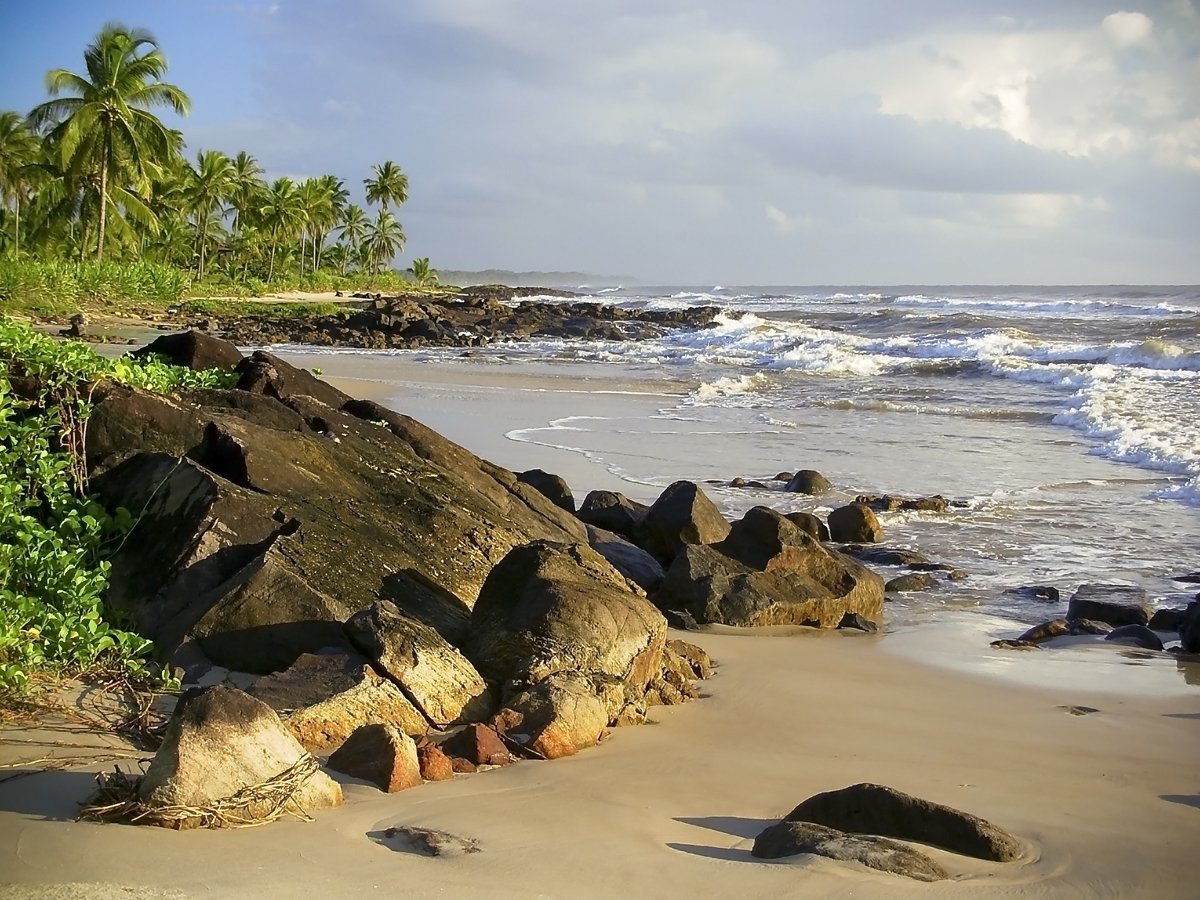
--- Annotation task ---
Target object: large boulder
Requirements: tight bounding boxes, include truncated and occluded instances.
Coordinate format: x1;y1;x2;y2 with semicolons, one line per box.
827;503;884;543
1182;601;1200;654
492;676;610;759
1066;584;1153;627
784;469;832;495
132;331;245;371
785;783;1021;862
467;540;667;721
345;600;493;729
752;821;948;882
636;481;731;565
585;524;665;592
247;651;428;750
138;684;341;827
653;507;884;628
577;490;649;542
326;724;423;793
517;469;575;513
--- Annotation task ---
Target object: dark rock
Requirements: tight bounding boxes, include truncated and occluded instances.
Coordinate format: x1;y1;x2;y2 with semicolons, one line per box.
344;600;493;729
517;469;576;513
247;651;428;749
842;546;932;567
1069;618;1113;636
236;350;353;410
855;494;950;513
1066;583;1153;627
653;507;884;628
132;330;244;371
785;782;1021;862
1172;572;1200;584
1182;601;1200;653
467;540;667;721
990;639;1040;650
441;724;512;767
585;525;665;592
774;472;794;482
138;685;341;826
1148;608;1187;631
637;481;731;565
326;723;422;793
885;573;937;593
1004;585;1061;603
376;825;480;857
838;612;879;633
752;820;948;881
784;511;829;542
827;503;883;543
784;469;832;495
1016;619;1069;643
1104;624;1164;651
576;490;649;542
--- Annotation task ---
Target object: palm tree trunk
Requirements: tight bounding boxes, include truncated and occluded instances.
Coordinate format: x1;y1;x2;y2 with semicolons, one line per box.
96;156;109;261
13;196;19;257
268;227;278;282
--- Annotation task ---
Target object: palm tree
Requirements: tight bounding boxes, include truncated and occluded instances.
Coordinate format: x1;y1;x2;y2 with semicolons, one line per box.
297;174;347;275
364;208;405;275
228;150;265;234
187;149;234;280
335;204;368;274
27;23;189;261
364;160;408;212
258;177;304;282
0;112;42;256
406;257;438;287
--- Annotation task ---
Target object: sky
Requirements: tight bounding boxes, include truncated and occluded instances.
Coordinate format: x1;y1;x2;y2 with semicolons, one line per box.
1;1;1198;285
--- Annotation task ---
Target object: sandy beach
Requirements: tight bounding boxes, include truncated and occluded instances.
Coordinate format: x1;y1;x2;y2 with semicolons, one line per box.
1;348;1197;899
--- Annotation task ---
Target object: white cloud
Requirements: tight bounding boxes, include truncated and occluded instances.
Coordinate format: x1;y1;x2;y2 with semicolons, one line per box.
765;204;794;233
1102;11;1155;46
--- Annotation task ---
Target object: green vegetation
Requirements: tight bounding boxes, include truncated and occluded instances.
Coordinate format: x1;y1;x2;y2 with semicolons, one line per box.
0;22;441;318
0;317;237;694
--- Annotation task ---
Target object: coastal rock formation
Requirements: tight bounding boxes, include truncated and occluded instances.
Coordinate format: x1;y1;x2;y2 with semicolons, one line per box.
466;540;667;722
855;493;952;513
752;821;948;882
827;503;884;543
1066;583;1153;627
784;511;829;542
785;782;1022;862
637;480;732;565
653;507;884;628
217;289;721;350
576;490;649;542
247;651;429;749
517;468;576;513
326;724;423;793
138;684;342;827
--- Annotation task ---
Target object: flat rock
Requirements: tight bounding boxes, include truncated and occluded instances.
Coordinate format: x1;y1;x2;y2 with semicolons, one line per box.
375;825;481;857
885;573;937;593
785;782;1021;862
752;820;948;882
1016;618;1070;644
247;651;428;749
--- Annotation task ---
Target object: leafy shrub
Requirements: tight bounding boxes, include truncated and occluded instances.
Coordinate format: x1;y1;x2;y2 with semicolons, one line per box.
0;318;237;693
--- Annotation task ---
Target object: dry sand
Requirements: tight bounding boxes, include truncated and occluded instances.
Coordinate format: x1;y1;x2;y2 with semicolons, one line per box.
1;350;1197;899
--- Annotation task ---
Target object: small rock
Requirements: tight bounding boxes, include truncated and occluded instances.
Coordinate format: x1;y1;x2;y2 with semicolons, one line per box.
827;503;883;543
326;723;422;793
1069;618;1113;636
991;639;1040;650
377;825;481;857
885;573;937;593
1104;624;1164;651
441;724;512;767
784;469;832;495
784;511;830;542
1016;618;1069;643
838;612;879;633
416;743;455;782
1060;705;1100;716
1004;585;1060;603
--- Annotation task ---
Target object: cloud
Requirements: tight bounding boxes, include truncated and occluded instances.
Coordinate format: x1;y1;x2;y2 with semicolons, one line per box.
1102;10;1155;46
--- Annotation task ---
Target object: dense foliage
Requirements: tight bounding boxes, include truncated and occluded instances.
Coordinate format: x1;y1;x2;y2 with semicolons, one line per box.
0;22;437;300
0;318;237;693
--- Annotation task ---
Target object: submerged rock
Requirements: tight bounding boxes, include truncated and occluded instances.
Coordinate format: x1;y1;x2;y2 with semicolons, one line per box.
784;469;832;495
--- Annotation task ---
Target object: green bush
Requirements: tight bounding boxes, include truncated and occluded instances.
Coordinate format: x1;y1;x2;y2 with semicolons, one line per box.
0;318;237;693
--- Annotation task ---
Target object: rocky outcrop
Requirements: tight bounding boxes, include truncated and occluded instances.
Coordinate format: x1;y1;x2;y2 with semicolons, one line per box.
637;481;731;565
467;540;667;722
653;507;884;628
827;503;883;543
247;651;428;749
752;821;948;881
326;724;423;792
138;685;342;827
1066;584;1153;627
576;490;649;542
785;783;1021;862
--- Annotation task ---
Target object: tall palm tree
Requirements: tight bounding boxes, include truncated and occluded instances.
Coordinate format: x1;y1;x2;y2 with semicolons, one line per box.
258;177;304;282
297;174;347;275
336;203;368;274
187;149;234;279
27;23;190;260
364;160;408;212
0;111;42;256
364;208;405;274
228;150;264;235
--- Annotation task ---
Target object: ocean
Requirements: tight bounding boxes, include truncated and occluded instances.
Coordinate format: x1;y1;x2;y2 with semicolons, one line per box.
276;285;1200;634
